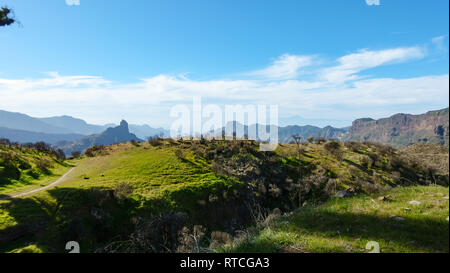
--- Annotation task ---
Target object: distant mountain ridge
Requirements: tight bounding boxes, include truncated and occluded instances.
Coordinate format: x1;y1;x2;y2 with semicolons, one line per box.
0;127;84;144
0;110;72;134
212;122;347;143
38;115;107;135
344;108;449;148
0;110;168;141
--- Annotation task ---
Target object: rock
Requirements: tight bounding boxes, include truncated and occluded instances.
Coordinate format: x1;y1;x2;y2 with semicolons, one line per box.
336;191;353;198
446;216;449;222
378;196;387;201
443;196;449;200
403;207;411;211
408;200;421;205
392;216;405;222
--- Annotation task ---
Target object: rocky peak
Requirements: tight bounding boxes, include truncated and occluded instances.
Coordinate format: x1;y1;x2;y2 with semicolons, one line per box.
119;120;129;130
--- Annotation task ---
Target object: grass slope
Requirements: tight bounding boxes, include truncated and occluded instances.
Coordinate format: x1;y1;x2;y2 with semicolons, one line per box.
0;142;243;252
0;145;73;196
221;185;449;253
0;140;448;253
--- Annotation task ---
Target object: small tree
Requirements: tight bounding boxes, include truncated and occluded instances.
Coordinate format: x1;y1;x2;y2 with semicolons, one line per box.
316;137;327;144
55;149;66;161
291;134;303;158
0;7;15;27
71;151;81;158
292;134;303;176
324;141;343;161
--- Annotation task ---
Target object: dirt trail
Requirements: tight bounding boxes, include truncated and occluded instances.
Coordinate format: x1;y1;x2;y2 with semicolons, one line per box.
0;168;75;201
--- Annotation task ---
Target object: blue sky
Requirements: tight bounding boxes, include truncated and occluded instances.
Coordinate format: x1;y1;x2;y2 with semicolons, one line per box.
0;0;448;128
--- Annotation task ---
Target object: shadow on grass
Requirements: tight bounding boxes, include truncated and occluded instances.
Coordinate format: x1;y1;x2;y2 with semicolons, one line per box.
343;159;372;175
232;207;449;253
0;187;137;253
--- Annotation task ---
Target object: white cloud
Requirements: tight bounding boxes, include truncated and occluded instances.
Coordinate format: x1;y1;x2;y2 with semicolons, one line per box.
320;46;426;83
432;35;447;50
365;0;380;6
0;45;447;127
246;54;314;80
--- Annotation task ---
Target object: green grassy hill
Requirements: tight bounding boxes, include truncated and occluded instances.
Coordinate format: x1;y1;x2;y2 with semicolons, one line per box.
0;139;448;253
0;144;73;197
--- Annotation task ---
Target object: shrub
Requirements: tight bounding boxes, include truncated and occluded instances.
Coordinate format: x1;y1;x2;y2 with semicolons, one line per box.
175;149;185;159
55;149;66;161
315;137;327;144
361;155;373;169
71;151;81;158
148;136;162;146
324;141;343;161
113;182;134;201
84;145;106;157
35;158;52;171
344;141;363;152
101;213;187;253
130;139;139;147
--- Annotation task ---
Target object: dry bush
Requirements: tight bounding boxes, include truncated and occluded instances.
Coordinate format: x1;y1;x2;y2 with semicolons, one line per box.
100;213;187;253
315;137;327;144
114;182;134;201
290;169;330;205
175;149;185;159
130;140;140;147
177;225;207;253
361;155;373;169
35;158;53;171
324;141;343;161
344;141;363;152
148;136;162;146
209;231;233;249
71;151;81;158
353;178;386;194
84;145;106;157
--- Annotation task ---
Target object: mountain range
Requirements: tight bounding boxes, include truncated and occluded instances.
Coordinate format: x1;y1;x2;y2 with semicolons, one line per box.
0;110;168;141
344;108;449;148
1;107;448;154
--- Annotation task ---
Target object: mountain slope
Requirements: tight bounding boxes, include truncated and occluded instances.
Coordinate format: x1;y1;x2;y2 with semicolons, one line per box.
0;127;84;145
128;124;169;140
344;108;449;148
0;110;72;134
38;116;106;135
217;122;348;143
278;125;348;143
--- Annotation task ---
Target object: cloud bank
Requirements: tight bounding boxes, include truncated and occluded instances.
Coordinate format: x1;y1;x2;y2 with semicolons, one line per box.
0;44;448;127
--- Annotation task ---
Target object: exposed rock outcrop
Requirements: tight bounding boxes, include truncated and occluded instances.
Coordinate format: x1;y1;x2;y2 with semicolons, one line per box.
344;108;449;148
57;120;142;155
